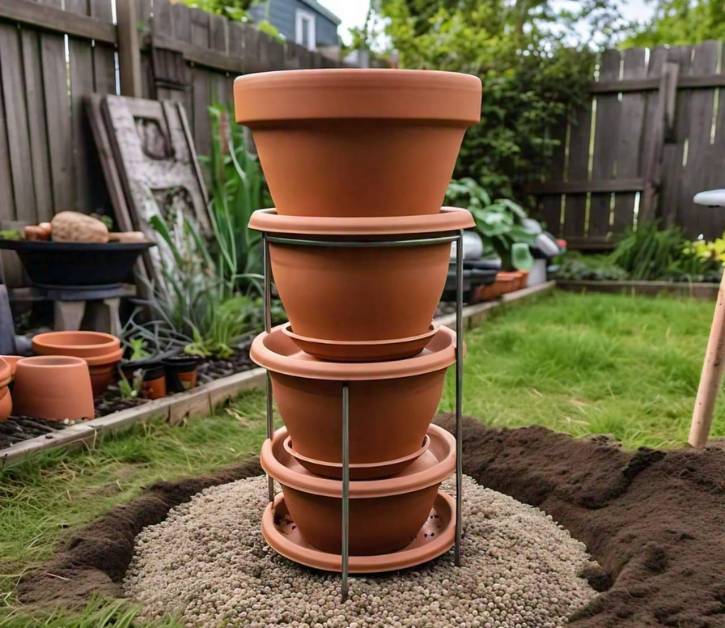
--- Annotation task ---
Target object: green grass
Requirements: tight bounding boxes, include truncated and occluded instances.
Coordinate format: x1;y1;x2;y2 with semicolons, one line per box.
441;291;723;449
1;290;722;625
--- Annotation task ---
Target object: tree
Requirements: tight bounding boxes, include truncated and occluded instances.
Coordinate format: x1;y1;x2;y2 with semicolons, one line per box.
626;0;725;48
377;0;624;199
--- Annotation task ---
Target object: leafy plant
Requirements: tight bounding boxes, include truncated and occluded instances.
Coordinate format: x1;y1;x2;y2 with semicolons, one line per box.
445;177;535;270
128;338;150;362
118;371;143;400
202;105;270;296
554;253;628;281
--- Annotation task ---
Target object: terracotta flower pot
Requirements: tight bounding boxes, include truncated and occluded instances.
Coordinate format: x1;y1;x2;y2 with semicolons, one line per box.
32;331;122;396
0;355;21;380
260;424;455;555
249;208;474;359
13;356;94;420
251;326;455;467
0;358;12;421
234;69;481;218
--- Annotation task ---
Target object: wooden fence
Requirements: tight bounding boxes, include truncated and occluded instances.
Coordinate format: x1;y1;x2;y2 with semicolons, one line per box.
529;41;725;248
0;0;344;228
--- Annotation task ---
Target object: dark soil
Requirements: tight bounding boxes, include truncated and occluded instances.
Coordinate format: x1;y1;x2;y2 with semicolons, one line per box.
16;417;725;627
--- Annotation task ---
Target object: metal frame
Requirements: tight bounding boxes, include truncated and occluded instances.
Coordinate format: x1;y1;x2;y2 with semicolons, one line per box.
261;230;465;602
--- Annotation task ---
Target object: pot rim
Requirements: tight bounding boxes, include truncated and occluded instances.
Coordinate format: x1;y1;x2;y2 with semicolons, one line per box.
281;322;437;349
234;69;481;125
251;325;455;381
283;434;431;472
248;207;474;235
261;491;454;573
261;424;455;498
16;355;88;369
32;331;120;356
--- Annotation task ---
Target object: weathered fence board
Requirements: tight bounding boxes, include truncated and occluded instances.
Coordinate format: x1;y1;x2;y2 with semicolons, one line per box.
531;40;725;248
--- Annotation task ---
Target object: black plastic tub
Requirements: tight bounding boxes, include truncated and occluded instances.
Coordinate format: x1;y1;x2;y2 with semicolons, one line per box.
0;240;155;289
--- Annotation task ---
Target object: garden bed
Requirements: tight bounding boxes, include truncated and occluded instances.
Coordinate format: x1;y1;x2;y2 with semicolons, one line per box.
14;415;724;626
557;279;719;300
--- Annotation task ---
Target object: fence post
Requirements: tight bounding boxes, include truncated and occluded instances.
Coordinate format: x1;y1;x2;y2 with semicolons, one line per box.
117;0;143;97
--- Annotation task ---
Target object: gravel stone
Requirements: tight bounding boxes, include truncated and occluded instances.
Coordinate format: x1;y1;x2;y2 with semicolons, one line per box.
124;475;598;627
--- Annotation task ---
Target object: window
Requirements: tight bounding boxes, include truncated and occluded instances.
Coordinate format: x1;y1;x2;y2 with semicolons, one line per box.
295;9;316;50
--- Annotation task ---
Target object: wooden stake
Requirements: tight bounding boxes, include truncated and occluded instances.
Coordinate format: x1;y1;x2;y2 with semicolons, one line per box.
689;271;725;447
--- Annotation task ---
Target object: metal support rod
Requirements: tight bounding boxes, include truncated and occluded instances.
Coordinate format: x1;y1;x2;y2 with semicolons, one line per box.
454;230;464;566
263;234;274;503
341;383;350;602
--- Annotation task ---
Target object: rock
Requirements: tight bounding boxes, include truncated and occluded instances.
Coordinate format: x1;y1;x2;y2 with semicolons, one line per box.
51;211;109;243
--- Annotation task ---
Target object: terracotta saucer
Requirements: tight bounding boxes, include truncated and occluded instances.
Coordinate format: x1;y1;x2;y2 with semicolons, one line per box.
261;490;455;573
281;323;437;363
283;435;431;481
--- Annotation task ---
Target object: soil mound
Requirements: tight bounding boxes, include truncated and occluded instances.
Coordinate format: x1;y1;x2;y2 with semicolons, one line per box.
436;414;725;627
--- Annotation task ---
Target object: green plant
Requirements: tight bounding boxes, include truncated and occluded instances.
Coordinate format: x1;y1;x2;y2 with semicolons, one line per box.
0;229;22;240
446;177;535;270
554;252;628;281
203;105;270;295
610;222;719;282
118;371;143;401
625;0;725;47
128;337;150;362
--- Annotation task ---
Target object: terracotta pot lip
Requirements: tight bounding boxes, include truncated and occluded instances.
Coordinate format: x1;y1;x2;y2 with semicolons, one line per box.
32;331;120;356
251;325;455;381
234;69;481;125
82;347;124;366
249;207;474;235
261;491;454;573
281;322;437;348
283;434;431;472
261;424;455;499
17;355;88;368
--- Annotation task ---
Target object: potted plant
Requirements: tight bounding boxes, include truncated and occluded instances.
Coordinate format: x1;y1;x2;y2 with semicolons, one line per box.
446;177;536;299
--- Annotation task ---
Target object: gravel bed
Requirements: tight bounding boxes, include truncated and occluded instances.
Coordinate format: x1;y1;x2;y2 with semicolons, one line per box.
124;475;598;627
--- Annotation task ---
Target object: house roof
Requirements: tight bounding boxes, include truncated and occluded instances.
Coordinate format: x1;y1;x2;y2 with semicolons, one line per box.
300;0;341;25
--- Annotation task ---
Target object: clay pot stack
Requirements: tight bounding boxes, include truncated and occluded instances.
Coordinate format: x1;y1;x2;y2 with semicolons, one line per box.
235;69;481;572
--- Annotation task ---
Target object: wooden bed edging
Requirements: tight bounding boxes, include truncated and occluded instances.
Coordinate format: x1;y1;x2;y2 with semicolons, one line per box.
0;281;555;468
556;279;719;299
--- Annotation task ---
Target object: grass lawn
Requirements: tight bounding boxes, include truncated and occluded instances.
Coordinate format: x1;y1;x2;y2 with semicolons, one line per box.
0;290;721;625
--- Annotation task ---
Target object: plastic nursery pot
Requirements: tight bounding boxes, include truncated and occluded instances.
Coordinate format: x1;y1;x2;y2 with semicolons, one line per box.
13;356;94;421
234;69;481;218
249;208;474;359
32;331;122;397
260;424;455;555
141;365;167;400
0;358;12;421
251;326;456;467
162;354;200;393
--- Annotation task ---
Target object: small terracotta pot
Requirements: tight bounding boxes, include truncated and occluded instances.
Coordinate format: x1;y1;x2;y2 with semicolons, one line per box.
0;355;21;381
234;69;481;218
32;331;122;396
13;356;94;420
249;208;474;353
163;355;200;393
261;424;455;555
251;326;455;466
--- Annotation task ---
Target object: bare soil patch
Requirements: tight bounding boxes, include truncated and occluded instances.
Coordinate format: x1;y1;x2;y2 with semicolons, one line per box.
17;416;725;626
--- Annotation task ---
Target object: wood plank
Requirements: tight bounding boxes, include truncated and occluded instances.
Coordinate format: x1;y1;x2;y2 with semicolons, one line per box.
170;3;193;116
612;47;647;235
679;41;720;238
19;26;52;221
590;74;725;94
117;0;142;96
0;0;116;44
209;13;229;106
0;47;16;222
136;0;153;99
90;0;116;94
562;81;593;240
526;178;645;195
39;0;73;210
589;49;620;240
534;117;566;234
190;8;211;156
0;23;36;222
67;0;95;212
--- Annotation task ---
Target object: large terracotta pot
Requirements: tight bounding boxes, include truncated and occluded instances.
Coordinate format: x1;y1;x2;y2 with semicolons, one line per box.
32;331;122;396
234;69;481;218
251;326;455;468
249;208;474;360
13;356;94;420
260;424;455;555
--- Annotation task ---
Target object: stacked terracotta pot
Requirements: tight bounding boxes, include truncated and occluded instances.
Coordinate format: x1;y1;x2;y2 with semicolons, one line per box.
235;69;481;572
